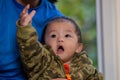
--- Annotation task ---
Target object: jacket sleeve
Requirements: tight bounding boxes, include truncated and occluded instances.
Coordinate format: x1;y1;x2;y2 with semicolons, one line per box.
16;21;53;80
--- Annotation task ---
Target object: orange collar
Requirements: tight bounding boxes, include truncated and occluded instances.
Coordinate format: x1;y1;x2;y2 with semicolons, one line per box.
64;64;72;80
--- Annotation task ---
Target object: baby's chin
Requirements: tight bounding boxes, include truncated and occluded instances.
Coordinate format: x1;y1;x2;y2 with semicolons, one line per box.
60;58;71;64
63;60;71;64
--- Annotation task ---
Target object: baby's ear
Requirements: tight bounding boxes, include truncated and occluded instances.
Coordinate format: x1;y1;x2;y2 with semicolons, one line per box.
75;43;83;53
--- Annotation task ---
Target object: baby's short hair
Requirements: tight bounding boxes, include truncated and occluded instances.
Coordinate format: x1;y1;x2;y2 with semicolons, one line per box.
42;16;82;43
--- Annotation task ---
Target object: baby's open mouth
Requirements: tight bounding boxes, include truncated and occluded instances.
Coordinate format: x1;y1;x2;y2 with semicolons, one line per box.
57;46;64;52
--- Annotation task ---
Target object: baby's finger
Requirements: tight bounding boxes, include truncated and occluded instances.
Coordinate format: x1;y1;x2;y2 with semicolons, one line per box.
29;10;36;19
20;4;30;18
23;10;36;24
19;10;35;26
22;4;30;14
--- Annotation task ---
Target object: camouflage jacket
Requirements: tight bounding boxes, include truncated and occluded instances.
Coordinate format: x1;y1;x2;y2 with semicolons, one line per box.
16;22;103;80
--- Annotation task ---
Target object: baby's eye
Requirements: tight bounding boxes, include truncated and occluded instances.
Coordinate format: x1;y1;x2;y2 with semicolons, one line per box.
51;34;56;38
65;34;71;38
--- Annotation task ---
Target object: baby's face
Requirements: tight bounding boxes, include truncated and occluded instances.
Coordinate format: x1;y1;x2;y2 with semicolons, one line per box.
44;21;82;63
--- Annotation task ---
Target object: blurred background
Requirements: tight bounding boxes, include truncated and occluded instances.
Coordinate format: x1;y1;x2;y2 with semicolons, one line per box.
56;0;98;68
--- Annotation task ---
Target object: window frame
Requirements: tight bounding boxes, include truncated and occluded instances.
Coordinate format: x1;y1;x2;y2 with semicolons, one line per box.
96;0;120;80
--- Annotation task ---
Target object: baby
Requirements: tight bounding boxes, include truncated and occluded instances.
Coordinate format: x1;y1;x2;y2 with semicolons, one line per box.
16;5;103;80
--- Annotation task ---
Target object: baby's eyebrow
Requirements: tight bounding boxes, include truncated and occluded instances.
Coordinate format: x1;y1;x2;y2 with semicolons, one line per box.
65;30;74;33
47;30;57;34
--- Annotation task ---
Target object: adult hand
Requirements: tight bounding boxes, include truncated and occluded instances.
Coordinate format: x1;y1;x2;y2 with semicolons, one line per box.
19;4;36;26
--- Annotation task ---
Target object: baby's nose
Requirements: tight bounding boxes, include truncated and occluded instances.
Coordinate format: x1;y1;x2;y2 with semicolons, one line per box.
58;40;63;42
58;37;64;42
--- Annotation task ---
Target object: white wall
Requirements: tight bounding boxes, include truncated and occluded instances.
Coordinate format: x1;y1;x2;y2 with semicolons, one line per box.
116;0;120;79
96;0;120;80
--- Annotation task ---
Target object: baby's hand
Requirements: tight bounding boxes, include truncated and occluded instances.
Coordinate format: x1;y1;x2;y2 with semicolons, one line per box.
19;4;36;26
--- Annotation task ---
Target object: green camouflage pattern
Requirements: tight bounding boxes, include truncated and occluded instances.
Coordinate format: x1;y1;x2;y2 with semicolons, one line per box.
16;22;103;80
